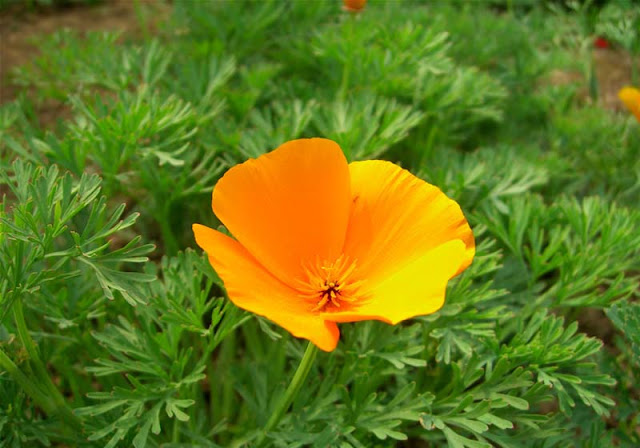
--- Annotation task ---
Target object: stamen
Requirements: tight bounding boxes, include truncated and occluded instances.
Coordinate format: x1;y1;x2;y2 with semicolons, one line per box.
298;255;361;311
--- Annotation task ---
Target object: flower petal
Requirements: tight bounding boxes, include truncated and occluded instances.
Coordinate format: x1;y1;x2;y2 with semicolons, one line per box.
343;0;367;11
619;87;640;121
323;240;466;324
212;138;351;286
343;160;474;284
193;224;340;351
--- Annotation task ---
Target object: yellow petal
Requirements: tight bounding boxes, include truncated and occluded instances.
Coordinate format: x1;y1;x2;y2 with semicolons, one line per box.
211;139;351;287
343;160;474;284
323;240;466;323
193;224;340;351
619;87;640;122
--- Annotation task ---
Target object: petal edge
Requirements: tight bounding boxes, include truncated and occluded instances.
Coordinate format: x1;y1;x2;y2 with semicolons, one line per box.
324;240;466;324
343;160;474;284
193;223;340;351
211;138;352;287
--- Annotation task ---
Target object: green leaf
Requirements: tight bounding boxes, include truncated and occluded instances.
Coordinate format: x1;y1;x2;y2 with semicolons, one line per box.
443;426;491;448
607;301;640;366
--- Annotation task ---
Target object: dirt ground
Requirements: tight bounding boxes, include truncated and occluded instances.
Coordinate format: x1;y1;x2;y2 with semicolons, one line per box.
0;0;170;106
543;45;638;113
594;46;639;111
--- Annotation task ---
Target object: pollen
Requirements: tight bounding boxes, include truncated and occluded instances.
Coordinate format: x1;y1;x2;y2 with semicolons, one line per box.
296;254;362;311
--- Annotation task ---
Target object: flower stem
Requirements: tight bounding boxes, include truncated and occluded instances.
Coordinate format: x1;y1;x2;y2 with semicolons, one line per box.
159;203;179;256
256;342;318;446
219;331;237;423
0;347;55;414
12;300;83;431
338;16;355;102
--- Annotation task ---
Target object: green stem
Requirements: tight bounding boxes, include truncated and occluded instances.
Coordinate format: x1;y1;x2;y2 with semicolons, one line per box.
220;331;236;423
0;347;56;414
207;354;217;426
338;17;355;101
12;301;83;431
133;0;151;41
339;58;351;102
159;202;179;256
172;415;181;443
256;342;318;446
418;124;438;168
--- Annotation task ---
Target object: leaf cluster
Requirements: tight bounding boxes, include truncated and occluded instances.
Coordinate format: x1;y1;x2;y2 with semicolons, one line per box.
1;0;639;447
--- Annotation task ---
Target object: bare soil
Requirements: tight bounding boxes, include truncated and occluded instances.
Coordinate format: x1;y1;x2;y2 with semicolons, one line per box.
594;47;640;111
543;47;639;113
0;0;170;108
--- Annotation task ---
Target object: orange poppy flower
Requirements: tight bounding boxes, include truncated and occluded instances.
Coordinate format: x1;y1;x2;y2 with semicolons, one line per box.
343;0;366;12
193;139;474;351
619;87;640;122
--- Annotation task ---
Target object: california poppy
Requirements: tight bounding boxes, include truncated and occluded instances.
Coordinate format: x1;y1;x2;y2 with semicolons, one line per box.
619;87;640;122
594;37;609;49
343;0;366;12
193;139;474;351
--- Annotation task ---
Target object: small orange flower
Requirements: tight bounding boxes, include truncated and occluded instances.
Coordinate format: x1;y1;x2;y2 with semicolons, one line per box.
618;86;640;122
193;139;474;351
343;0;366;12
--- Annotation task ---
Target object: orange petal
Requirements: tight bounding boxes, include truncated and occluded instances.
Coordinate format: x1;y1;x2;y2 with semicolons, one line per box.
193;224;340;351
343;0;366;12
343;160;474;284
323;240;466;323
212;138;351;286
619;87;640;122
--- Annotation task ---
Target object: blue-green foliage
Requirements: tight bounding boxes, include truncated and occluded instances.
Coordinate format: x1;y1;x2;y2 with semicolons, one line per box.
1;0;639;447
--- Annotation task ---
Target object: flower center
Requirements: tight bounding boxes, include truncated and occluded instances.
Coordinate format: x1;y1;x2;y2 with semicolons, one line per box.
296;255;362;311
318;280;342;309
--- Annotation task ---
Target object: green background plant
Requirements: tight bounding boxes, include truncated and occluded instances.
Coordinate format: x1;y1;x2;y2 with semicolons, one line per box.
1;0;639;447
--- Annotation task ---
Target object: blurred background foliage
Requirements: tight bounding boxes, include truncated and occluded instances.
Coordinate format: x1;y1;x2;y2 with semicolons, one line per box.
1;0;639;447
